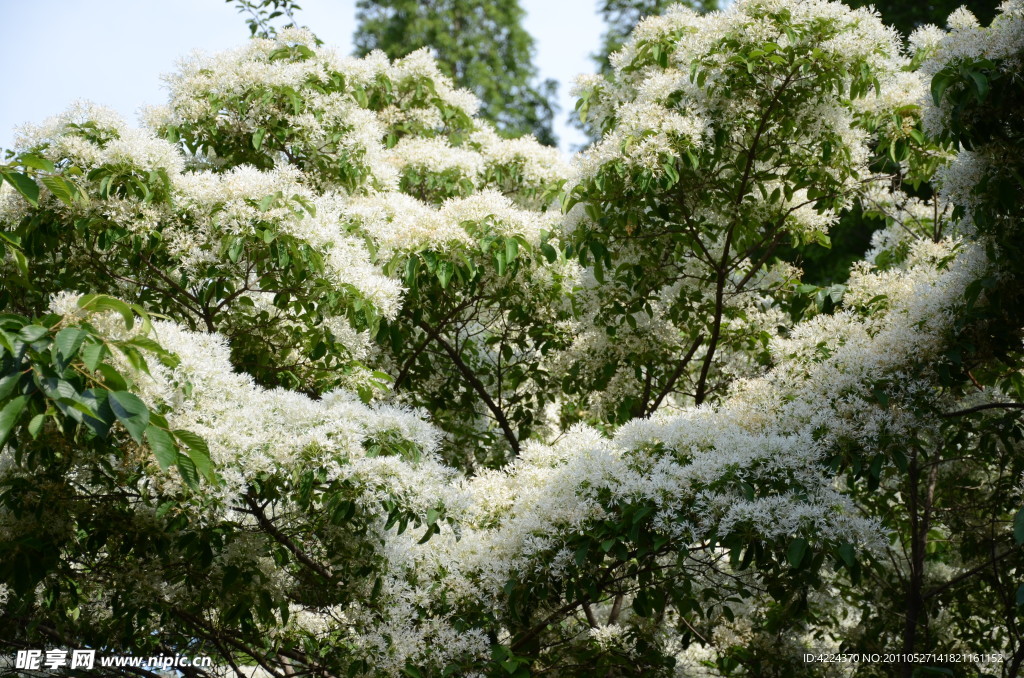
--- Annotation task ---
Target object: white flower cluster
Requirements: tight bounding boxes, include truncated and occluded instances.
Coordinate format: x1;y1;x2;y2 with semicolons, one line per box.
39;209;988;673
917;1;1024;231
345;189;560;259
4;0;1018;671
917;1;1024;136
572;0;908;201
15;101;184;176
469;126;569;208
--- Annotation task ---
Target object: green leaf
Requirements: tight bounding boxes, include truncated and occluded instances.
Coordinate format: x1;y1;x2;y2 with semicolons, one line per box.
0;395;29;448
253;127;266;150
930;72;952;106
258;193;277;211
174;429;215;482
173;429;210;457
78;389;115;437
838;542;856;568
416;523;438;544
145;425;177;470
436;260;453;289
18;325;49;343
540;242;557;263
81;342;108;372
787;538;808;568
40;175;77;206
54;328;88;362
968;70;989;101
109;391;150;442
2;171;39;206
177;453;201;490
505;237;519;263
77;294;135;331
9;247;28;279
27;413;45;439
1014;506;1024;545
0;374;20;400
185;444;215;482
19;153;54;173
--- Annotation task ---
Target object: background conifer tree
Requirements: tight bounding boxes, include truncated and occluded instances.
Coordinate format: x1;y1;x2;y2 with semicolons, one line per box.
354;0;559;145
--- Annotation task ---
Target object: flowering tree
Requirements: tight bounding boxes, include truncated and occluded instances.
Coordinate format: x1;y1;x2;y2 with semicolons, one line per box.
0;1;1022;676
354;0;560;145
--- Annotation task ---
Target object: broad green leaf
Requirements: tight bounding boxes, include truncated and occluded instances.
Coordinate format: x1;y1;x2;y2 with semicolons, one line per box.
40;175;77;206
0;374;20;400
81;342;108;372
787;538;808;568
10;247;28;279
173;429;210;457
145;425;177;469
505;237;518;263
2;171;39;206
77;294;135;330
436;260;453;289
18;325;49;343
838;542;856;568
78;389;115;438
968;70;989;101
1014;506;1024;544
184;445;215;483
19;153;54;173
0;395;29;448
540;242;557;263
109;391;150;442
174;429;216;482
54;327;88;362
27;413;45;438
177;453;201;490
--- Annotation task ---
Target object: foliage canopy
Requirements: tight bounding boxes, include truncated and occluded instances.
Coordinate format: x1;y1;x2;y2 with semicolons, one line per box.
354;0;559;146
0;1;1023;677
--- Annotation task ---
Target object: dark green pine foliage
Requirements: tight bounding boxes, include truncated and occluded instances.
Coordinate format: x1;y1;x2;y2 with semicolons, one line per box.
354;0;558;146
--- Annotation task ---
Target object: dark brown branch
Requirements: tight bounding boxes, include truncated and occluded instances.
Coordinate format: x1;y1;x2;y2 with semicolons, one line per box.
243;495;334;581
415;318;520;455
607;593;624;625
645;333;705;415
173;609;289;678
582;601;598;628
393;296;479;391
923;545;1022;601
940;402;1024;418
694;67;796;406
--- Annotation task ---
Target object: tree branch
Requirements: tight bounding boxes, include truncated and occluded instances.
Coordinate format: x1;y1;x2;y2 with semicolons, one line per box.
243;494;335;582
645;333;704;415
415;318;520;456
940;402;1024;418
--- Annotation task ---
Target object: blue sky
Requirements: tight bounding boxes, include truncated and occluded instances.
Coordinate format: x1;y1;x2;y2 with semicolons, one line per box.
0;0;606;153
